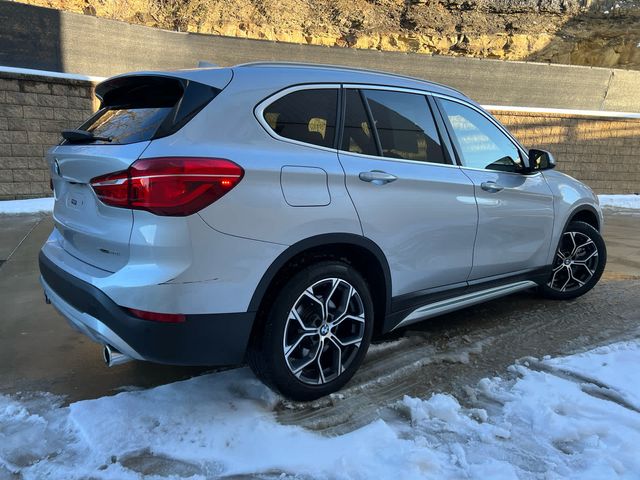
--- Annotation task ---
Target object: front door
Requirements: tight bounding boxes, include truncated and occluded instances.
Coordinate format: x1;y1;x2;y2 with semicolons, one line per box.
436;98;554;280
338;88;478;297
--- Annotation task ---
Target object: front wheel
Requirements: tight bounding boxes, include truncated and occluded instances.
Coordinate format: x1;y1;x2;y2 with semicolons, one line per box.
539;221;607;300
248;261;374;401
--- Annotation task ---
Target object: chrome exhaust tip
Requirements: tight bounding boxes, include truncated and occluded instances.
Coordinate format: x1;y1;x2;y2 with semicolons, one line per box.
103;344;132;367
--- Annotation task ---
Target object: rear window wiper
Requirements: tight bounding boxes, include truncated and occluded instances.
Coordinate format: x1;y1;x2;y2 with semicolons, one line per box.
62;129;112;143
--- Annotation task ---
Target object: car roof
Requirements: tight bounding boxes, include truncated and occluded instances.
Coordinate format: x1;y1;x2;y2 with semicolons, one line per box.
98;62;474;106
233;61;468;100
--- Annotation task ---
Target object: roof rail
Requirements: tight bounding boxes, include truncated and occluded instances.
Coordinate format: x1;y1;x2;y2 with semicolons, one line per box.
234;61;466;97
197;61;218;68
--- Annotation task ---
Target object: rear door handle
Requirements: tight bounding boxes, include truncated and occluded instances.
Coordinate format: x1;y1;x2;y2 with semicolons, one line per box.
480;181;504;193
359;170;398;185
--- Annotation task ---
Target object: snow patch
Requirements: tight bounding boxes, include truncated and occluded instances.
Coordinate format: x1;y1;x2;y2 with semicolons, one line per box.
2;341;640;479
598;194;640;210
544;341;640;412
0;197;54;214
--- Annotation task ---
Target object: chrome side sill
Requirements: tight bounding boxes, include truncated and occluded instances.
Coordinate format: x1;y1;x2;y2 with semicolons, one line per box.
392;280;537;330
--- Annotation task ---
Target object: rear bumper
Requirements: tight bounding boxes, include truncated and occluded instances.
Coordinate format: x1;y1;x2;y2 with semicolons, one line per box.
39;251;255;366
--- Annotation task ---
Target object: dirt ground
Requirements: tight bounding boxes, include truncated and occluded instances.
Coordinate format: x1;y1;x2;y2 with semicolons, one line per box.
0;209;638;433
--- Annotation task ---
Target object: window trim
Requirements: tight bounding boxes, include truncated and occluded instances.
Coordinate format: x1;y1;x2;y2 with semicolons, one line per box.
254;83;342;153
337;88;381;157
254;82;534;176
358;89;383;157
426;95;457;166
336;84;347;151
334;148;463;171
433;96;533;176
346;86;452;166
430;94;533;176
338;85;529;164
431;94;528;158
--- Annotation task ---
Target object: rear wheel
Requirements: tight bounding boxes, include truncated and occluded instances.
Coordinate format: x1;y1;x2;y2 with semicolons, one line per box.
248;261;374;401
539;221;606;300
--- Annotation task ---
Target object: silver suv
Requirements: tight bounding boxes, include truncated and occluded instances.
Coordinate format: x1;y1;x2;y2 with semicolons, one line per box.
39;63;606;400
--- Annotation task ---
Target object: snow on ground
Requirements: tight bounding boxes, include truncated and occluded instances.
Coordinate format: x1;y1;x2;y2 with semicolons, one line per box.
2;341;640;480
0;197;54;214
598;194;640;210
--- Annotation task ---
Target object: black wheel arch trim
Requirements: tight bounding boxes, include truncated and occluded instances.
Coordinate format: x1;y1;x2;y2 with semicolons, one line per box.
546;203;603;285
565;204;601;232
247;233;392;315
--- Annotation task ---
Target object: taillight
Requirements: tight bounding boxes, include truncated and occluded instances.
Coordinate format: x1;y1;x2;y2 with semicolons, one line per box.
126;307;186;323
90;157;243;216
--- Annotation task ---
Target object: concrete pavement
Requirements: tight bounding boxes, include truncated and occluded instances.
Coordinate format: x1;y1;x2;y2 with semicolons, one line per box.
0;210;638;405
0;215;210;402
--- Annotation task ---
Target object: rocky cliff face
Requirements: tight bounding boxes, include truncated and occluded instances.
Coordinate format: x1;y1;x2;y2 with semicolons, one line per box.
18;0;640;69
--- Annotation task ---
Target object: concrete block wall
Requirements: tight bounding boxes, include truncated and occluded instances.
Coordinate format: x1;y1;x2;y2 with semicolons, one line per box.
493;111;640;194
3;1;640;114
0;70;638;199
0;71;96;199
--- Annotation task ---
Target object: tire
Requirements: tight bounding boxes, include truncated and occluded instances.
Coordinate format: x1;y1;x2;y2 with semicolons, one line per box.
247;260;374;401
539;221;607;300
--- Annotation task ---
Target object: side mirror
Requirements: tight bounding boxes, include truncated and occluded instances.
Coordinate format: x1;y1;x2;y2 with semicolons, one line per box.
527;149;556;172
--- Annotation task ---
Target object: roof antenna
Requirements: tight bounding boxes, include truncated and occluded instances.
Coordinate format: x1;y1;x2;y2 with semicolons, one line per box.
197;61;218;68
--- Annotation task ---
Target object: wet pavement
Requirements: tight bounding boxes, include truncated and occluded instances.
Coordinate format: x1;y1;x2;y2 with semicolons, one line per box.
0;209;639;431
0;214;211;402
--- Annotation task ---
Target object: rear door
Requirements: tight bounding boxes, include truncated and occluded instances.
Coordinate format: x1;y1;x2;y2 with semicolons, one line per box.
435;97;554;280
337;87;477;297
49;74;226;272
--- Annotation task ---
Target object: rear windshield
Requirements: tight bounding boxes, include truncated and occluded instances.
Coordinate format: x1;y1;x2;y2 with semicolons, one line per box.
84;107;172;144
71;76;220;145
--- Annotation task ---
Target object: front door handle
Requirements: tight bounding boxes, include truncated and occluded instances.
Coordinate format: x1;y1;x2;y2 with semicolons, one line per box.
480;181;504;193
359;170;398;185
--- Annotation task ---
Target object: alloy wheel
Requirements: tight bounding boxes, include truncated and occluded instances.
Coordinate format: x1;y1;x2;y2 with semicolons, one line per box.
548;230;599;292
283;277;366;385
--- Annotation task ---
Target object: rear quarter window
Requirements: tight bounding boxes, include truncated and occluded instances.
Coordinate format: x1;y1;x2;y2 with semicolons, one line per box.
263;88;338;148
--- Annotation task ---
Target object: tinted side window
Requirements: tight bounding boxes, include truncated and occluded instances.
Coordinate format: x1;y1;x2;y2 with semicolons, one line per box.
341;89;378;156
362;90;445;164
264;89;338;148
439;99;522;172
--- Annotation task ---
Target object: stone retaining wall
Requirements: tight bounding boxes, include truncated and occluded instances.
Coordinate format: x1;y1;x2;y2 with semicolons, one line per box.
494;111;640;194
2;1;640;113
0;71;96;199
0;71;638;199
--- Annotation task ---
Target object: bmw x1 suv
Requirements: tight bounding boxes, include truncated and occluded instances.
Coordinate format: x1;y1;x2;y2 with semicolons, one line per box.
39;62;606;400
